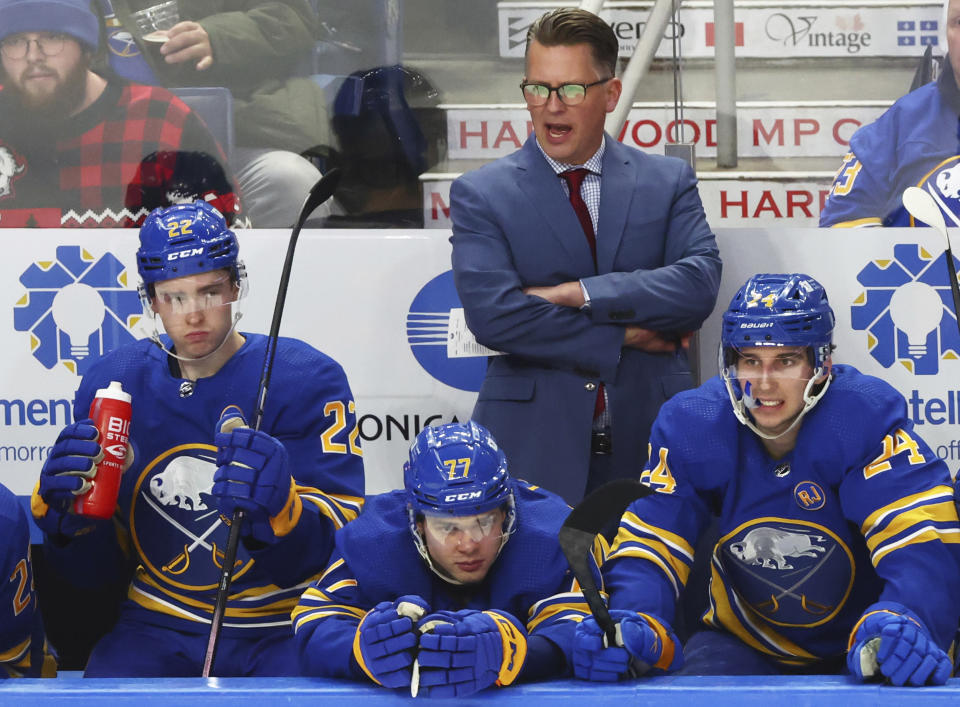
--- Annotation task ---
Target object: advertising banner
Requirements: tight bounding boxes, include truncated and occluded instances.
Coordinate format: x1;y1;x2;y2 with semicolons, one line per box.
423;175;837;228
446;103;889;160
499;1;942;59
7;227;957;532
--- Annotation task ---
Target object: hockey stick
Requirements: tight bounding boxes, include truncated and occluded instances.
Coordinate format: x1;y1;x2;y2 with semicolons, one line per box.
202;168;342;677
902;186;960;340
558;479;653;653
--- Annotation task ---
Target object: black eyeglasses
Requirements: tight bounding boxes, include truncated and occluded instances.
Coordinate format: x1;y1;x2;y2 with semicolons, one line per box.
519;77;612;106
0;33;68;60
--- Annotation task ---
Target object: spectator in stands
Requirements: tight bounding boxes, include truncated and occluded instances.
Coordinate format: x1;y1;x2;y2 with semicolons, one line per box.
1;482;55;679
103;0;331;227
576;273;960;686
294;421;605;695
449;8;721;506
0;0;242;228
324;64;445;228
820;0;960;227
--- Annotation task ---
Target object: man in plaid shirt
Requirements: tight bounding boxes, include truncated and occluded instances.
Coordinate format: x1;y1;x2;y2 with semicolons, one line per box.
0;0;243;228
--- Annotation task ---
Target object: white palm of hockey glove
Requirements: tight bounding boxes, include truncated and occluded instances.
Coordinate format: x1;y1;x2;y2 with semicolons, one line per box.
847;601;952;686
413;609;527;698
352;595;429;688
211;406;298;544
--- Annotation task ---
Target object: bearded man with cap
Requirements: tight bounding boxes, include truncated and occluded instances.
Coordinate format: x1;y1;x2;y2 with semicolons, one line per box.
0;0;243;227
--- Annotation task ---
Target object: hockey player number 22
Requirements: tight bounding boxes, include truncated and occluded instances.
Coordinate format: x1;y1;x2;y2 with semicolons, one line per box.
863;428;925;479
320;401;362;456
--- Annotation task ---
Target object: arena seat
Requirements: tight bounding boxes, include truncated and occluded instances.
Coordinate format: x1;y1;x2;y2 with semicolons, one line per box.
172;87;235;163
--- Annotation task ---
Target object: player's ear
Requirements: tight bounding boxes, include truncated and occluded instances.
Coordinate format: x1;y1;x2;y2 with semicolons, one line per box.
605;77;622;113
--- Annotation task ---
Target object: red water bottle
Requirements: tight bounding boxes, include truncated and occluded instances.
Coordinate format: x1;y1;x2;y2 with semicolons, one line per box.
74;381;132;519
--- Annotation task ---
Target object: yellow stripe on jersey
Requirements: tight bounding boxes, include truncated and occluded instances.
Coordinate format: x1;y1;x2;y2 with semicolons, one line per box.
0;636;30;664
526;592;592;631
860;486;954;537
132;571;303;620
291;596;365;630
707;561;819;665
828;217;883;228
872;526;960;566
608;514;693;595
592;534;609;567
319;557;346;581
864;500;959;554
301;491;363;529
613;513;695;559
325;579;358;593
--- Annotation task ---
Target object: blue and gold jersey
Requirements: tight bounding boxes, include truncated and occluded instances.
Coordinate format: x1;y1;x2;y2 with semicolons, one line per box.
605;365;960;666
43;334;363;635
293;482;606;679
0;484;54;678
820;64;960;228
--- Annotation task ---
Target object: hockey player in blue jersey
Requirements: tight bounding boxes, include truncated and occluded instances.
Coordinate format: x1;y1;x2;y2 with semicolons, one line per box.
573;273;960;685
820;0;960;227
1;483;54;678
31;200;364;676
293;421;606;696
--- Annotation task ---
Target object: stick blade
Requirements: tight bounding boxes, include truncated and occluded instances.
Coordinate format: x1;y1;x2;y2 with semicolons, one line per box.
903;185;947;233
562;478;653;535
558;479;654;641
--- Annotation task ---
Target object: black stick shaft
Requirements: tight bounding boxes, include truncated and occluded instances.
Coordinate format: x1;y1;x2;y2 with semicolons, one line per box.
202;169;340;677
946;248;960;339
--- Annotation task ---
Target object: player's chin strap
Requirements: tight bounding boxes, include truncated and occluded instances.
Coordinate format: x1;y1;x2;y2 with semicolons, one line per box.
408;496;517;586
147;311;244;364
722;368;832;441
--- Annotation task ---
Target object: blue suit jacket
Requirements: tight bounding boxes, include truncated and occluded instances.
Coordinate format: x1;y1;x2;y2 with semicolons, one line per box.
450;136;721;504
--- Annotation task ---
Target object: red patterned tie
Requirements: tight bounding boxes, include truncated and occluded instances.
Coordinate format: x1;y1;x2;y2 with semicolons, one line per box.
560;168;605;418
560;168;596;262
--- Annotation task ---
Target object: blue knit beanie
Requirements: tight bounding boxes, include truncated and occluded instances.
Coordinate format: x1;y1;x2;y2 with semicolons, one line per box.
0;0;99;51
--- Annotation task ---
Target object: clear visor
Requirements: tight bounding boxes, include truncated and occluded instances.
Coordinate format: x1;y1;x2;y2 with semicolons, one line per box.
151;272;243;315
724;346;814;381
423;510;502;546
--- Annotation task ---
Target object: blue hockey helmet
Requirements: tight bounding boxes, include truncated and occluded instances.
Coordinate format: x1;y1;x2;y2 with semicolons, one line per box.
405;421;516;582
136;200;241;286
405;420;512;517
721;273;835;367
719;273;835;439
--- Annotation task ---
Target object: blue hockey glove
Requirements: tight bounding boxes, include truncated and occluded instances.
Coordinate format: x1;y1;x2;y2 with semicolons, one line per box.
847;602;951;686
32;420;105;539
573;610;683;681
212;407;297;544
353;595;430;688
414;609;527;697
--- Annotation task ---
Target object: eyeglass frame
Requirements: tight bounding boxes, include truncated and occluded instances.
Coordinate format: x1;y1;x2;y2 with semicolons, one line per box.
519;77;613;106
0;32;70;60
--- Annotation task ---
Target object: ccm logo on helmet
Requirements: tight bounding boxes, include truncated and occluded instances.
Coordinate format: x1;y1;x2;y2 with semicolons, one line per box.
166;248;204;261
444;491;483;502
